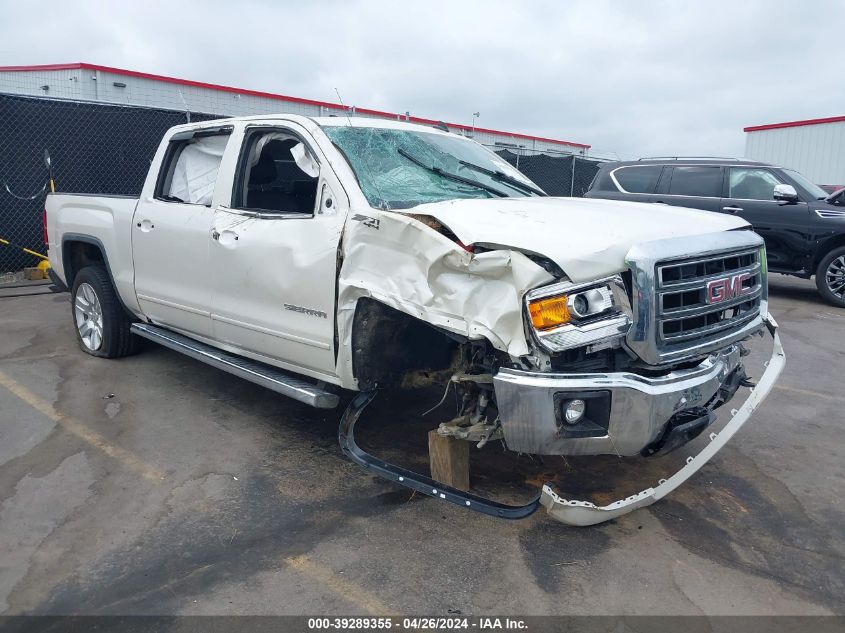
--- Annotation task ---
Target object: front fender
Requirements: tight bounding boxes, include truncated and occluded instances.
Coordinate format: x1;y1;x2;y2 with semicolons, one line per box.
333;211;554;387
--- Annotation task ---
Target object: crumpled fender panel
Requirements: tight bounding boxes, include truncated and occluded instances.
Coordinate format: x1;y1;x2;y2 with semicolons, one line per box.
335;211;553;386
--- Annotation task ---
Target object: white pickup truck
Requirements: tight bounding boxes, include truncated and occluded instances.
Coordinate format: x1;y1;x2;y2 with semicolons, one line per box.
46;115;784;525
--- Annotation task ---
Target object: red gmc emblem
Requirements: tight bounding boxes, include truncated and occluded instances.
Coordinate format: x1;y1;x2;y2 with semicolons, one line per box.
706;273;753;304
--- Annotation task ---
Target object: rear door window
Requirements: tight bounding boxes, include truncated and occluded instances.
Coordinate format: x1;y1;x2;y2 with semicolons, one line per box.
155;128;232;206
612;165;662;194
666;166;722;197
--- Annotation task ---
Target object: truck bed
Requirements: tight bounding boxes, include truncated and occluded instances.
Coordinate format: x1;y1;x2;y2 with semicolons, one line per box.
46;192;139;310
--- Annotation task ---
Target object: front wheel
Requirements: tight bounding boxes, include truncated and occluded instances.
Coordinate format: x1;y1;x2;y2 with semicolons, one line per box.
815;246;845;308
71;266;139;358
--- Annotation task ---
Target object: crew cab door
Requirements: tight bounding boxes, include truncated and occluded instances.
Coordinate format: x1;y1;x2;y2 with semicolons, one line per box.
132;126;233;338
720;166;811;272
209;123;347;376
652;165;724;212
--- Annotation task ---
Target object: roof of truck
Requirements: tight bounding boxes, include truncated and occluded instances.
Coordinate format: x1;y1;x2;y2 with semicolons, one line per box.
167;113;466;138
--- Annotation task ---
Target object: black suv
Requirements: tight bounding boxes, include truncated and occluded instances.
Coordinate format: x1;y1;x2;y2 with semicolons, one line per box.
585;158;845;306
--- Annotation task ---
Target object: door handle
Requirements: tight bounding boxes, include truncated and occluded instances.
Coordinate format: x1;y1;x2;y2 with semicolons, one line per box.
212;229;239;244
722;206;743;213
136;219;155;232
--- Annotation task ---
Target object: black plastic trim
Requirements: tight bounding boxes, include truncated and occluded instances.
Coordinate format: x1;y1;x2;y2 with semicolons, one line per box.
339;391;541;520
60;233;131;313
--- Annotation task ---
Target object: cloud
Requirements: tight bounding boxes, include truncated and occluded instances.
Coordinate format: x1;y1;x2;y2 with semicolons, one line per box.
2;0;842;158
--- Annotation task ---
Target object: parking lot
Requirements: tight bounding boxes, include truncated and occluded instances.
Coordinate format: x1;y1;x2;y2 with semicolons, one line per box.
0;274;843;616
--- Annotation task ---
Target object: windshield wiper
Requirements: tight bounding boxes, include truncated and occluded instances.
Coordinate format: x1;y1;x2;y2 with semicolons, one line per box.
158;194;185;203
397;149;508;198
458;160;546;196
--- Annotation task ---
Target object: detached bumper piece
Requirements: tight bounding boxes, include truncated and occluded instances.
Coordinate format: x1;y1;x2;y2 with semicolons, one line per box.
338;391;540;520
540;314;784;526
338;315;782;527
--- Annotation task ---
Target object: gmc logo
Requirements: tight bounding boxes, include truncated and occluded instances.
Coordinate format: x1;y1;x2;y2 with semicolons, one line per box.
706;273;753;304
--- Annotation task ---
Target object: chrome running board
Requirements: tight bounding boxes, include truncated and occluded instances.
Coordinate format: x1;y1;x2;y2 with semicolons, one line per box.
130;323;339;409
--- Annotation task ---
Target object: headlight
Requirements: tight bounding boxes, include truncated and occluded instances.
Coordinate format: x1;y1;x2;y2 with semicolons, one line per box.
526;275;632;353
528;285;616;331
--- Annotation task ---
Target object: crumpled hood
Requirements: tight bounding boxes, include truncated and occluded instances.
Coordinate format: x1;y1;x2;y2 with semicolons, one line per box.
404;197;750;282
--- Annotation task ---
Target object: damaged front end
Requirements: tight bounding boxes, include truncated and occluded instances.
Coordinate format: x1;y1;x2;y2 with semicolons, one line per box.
338;314;783;526
335;205;784;526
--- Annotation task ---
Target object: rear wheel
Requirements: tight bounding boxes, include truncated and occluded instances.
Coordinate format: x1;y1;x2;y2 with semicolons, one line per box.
815;246;845;308
71;266;140;358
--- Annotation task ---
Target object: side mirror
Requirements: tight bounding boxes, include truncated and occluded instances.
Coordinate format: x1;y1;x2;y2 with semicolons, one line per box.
773;184;799;202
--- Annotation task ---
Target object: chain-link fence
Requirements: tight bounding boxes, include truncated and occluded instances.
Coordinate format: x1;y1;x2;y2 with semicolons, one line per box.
491;148;604;197
0;93;223;273
0;92;608;273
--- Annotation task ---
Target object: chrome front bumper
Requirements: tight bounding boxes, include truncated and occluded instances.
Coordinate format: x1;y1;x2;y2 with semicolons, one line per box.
501;314;783;526
495;345;744;457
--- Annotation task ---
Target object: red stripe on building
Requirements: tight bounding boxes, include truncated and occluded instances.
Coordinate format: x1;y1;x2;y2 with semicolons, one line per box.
0;62;590;149
744;115;845;133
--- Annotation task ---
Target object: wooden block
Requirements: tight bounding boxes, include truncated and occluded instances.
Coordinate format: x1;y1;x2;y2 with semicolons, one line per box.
23;267;46;280
428;430;470;492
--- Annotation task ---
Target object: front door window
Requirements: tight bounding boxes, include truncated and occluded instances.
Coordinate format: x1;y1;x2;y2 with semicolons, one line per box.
728;168;783;201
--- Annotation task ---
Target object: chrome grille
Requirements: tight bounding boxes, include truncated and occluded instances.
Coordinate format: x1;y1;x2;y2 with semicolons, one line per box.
656;248;762;348
625;231;767;365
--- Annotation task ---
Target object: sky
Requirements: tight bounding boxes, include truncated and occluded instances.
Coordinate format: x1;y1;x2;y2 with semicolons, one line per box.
2;0;842;159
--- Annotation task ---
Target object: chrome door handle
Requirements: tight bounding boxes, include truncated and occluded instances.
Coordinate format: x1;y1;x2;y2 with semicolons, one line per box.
212;229;239;243
723;206;743;213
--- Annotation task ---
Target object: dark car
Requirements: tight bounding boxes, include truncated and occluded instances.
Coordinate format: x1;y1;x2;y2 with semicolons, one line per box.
585;157;845;307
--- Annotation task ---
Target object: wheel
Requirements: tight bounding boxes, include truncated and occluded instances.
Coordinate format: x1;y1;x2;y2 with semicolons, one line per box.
71;266;139;358
815;246;845;308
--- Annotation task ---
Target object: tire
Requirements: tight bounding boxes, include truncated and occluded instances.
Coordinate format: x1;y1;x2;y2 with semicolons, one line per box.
815;246;845;308
71;265;140;358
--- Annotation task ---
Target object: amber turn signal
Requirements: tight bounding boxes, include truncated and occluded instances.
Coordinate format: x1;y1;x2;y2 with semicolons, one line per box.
528;295;571;331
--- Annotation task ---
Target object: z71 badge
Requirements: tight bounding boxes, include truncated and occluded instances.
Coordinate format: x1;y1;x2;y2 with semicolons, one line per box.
351;213;380;230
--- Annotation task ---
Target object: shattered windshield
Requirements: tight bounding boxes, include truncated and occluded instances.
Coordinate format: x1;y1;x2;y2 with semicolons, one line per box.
321;125;544;209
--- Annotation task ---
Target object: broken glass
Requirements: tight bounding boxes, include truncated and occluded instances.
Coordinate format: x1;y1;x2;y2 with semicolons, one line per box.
322;126;542;209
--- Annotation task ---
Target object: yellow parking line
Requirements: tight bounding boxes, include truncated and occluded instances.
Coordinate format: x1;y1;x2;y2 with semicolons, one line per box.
0;369;166;482
285;555;395;616
0;351;66;364
774;384;845;403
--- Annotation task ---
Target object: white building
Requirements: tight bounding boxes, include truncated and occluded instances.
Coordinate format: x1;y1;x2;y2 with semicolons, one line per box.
0;62;591;156
744;115;845;188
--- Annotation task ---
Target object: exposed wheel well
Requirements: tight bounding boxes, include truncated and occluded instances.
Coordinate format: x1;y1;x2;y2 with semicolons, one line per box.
813;236;845;272
63;240;106;287
351;298;460;390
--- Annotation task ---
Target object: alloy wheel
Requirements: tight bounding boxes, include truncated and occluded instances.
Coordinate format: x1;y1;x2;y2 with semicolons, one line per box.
74;282;104;350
